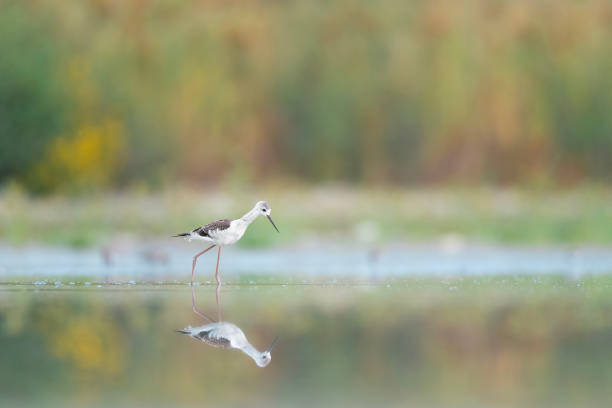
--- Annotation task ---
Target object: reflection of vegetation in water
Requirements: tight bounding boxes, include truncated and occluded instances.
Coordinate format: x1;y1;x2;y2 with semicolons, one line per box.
36;300;125;376
2;277;612;406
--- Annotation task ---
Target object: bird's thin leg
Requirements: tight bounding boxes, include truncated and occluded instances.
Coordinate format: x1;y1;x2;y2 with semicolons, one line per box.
215;246;222;285
191;285;215;322
215;281;222;322
191;245;215;285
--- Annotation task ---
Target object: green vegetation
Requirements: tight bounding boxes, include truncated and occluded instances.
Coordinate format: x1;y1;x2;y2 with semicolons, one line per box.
0;5;70;182
1;0;612;192
1;186;612;247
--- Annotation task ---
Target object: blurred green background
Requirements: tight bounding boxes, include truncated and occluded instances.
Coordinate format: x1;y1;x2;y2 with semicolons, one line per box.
3;2;612;407
2;0;612;249
2;0;612;193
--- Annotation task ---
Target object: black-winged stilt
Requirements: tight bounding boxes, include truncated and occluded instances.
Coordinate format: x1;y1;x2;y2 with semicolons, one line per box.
177;322;278;367
178;284;278;367
173;201;279;285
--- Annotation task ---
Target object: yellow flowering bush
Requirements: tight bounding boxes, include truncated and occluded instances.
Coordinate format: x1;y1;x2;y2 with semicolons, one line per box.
28;120;125;193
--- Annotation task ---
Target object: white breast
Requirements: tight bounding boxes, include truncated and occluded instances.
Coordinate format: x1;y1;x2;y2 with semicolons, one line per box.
210;220;248;246
187;322;248;349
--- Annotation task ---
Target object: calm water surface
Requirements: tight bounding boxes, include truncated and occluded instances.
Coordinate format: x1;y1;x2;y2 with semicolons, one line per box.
2;278;612;407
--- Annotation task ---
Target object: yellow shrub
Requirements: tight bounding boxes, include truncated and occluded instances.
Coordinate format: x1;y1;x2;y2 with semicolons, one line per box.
28;120;125;192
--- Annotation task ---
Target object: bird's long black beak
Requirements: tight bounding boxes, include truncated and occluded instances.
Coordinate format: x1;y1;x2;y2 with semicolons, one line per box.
266;336;279;353
267;215;279;233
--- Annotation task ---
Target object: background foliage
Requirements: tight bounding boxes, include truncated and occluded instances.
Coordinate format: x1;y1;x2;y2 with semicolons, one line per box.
1;0;612;192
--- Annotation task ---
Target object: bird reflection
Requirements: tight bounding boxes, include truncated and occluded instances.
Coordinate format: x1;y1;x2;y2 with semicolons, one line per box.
177;284;278;367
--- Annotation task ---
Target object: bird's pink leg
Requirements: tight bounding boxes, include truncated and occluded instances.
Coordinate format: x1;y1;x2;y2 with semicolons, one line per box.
215;246;222;285
192;245;215;285
191;285;214;322
215;281;222;322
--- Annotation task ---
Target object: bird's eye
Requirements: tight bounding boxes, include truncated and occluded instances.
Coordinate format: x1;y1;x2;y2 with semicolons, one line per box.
262;209;267;212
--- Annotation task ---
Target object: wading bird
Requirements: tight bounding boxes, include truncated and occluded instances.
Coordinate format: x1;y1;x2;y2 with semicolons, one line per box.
173;201;279;285
178;284;278;367
177;323;278;367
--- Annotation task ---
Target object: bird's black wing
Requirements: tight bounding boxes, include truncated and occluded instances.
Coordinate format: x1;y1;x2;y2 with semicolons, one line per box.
195;330;232;349
192;219;232;238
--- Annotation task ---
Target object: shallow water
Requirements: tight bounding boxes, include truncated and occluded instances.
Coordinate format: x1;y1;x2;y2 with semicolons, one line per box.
2;243;612;280
2;278;612;407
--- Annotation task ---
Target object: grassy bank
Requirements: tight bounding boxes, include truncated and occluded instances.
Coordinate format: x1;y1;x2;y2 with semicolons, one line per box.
1;186;611;248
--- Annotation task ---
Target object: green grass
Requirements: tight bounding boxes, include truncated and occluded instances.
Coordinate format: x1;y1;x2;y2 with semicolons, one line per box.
1;186;612;248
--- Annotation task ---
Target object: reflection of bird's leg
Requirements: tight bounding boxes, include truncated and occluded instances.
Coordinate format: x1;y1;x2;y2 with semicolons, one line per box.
191;285;215;322
216;281;222;322
215;246;222;285
192;245;215;285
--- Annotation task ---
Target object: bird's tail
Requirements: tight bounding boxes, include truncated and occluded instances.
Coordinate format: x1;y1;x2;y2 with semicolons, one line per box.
175;329;190;334
172;232;190;237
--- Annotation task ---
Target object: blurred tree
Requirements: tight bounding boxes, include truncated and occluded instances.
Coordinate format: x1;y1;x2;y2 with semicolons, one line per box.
0;4;69;184
1;0;612;192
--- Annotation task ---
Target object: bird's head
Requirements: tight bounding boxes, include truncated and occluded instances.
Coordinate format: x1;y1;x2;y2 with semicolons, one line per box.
254;201;279;233
255;336;278;367
256;351;272;367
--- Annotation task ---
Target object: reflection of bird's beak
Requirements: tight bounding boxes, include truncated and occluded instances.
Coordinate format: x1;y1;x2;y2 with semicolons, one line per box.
267;215;280;233
266;336;279;353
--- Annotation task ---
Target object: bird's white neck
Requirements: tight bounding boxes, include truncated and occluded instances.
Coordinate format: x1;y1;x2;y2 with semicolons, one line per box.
240;207;260;224
240;342;263;363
